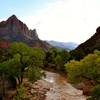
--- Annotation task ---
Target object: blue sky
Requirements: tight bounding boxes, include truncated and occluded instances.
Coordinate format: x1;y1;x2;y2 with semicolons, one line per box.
0;0;100;43
0;0;54;18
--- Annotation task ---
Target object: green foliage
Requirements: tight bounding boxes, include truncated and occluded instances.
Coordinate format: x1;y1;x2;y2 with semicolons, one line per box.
54;54;62;70
0;48;10;63
13;84;25;100
87;85;100;100
0;56;20;77
65;50;100;98
26;67;44;82
0;42;45;86
87;97;94;100
0;42;46;99
65;50;100;84
91;85;100;100
70;49;85;60
10;42;32;67
10;42;45;68
65;60;82;83
30;48;46;68
9;42;45;83
45;47;70;71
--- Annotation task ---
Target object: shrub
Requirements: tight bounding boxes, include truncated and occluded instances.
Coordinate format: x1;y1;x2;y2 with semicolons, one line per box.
26;67;44;82
13;84;25;100
90;85;100;100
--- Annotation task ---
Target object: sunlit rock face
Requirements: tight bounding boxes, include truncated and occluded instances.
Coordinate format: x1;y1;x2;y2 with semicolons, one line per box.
0;15;51;50
0;15;39;41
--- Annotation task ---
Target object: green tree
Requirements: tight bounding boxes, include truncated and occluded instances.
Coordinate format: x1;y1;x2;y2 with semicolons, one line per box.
10;42;45;84
70;49;85;60
65;50;100;98
0;47;17;99
45;47;70;71
10;42;32;84
65;50;100;84
59;50;70;71
91;85;100;100
13;84;25;100
45;47;59;68
0;57;19;99
0;42;45;99
26;67;44;82
0;48;10;62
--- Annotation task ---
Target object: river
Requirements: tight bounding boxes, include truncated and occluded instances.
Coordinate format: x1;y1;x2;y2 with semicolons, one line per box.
43;71;86;100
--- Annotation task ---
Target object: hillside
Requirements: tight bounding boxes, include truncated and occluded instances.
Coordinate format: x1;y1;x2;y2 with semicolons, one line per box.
0;15;51;50
71;26;100;59
47;40;78;50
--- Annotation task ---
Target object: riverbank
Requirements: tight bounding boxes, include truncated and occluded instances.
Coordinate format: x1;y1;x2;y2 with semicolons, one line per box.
44;71;86;100
23;71;87;100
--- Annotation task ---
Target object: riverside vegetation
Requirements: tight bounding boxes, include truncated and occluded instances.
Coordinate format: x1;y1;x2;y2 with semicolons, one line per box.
0;42;100;100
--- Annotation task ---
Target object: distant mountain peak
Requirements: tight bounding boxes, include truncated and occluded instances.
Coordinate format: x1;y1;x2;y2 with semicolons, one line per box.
47;40;78;50
7;15;19;23
0;15;51;50
8;15;18;20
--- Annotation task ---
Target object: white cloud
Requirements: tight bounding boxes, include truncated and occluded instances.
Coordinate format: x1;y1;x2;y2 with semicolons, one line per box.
21;0;100;44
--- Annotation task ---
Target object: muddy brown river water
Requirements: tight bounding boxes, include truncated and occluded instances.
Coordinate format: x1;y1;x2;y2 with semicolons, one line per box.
43;71;86;100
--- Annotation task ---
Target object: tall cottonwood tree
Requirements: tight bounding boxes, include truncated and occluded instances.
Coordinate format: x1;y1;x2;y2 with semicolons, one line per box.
10;42;45;84
65;50;100;84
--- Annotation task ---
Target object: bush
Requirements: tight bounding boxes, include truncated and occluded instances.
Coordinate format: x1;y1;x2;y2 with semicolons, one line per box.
13;84;25;100
45;47;70;71
26;67;44;82
65;50;100;84
90;85;100;100
87;97;94;100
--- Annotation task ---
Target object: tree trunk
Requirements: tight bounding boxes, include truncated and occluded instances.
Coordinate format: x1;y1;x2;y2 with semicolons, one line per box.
20;67;25;84
17;77;21;85
20;75;23;83
1;73;5;100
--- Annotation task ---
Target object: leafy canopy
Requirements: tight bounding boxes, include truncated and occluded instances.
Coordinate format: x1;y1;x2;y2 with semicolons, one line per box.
65;50;100;84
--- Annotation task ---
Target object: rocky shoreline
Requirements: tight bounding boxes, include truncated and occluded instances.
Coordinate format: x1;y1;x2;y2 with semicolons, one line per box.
22;71;86;100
